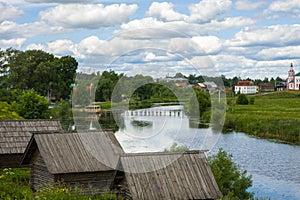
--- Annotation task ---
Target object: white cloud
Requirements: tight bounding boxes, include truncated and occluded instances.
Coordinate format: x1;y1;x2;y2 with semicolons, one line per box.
0;21;65;39
268;0;300;12
146;2;188;22
118;16;255;39
191;36;222;54
0;2;24;22
188;0;232;23
0;38;26;49
25;0;93;3
47;39;75;55
26;43;45;50
256;46;300;60
235;0;265;11
226;24;300;47
40;3;138;29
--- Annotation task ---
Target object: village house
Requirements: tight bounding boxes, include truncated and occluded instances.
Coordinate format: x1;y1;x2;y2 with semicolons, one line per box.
20;131;124;193
0;120;62;168
20;129;222;199
286;63;300;90
113;151;222;200
258;82;275;92
234;80;258;94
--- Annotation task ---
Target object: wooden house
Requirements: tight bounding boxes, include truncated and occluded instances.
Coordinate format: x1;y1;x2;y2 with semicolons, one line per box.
20;131;124;193
0;120;62;168
114;151;222;200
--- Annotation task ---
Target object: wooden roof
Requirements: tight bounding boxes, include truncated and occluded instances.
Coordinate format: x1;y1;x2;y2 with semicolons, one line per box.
0;120;62;155
119;151;222;200
21;131;124;174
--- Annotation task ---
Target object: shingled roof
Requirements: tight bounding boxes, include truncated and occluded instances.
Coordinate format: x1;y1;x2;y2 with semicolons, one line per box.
118;151;222;200
0;120;62;155
21;131;124;174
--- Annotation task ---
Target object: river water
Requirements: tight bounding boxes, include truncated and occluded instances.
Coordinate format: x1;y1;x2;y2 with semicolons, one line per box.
100;105;300;199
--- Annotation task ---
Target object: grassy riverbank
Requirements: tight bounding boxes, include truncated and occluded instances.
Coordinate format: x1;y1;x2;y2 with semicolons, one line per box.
224;91;300;145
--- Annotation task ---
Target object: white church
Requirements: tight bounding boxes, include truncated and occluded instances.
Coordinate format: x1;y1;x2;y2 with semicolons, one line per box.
286;63;300;90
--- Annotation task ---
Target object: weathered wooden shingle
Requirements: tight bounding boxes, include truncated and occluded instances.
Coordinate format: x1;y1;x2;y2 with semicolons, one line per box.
0;120;62;155
118;151;222;200
22;131;124;174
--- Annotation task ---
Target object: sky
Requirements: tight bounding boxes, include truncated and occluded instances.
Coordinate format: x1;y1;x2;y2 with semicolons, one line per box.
1;0;300;79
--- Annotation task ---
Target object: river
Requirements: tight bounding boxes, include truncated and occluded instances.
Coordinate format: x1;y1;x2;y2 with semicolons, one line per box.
99;105;300;199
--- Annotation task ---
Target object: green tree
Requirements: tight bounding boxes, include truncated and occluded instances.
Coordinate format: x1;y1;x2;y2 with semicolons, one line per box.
50;100;73;130
0;102;23;119
208;149;253;199
236;94;249;105
188;89;211;117
164;142;189;152
12;90;50;119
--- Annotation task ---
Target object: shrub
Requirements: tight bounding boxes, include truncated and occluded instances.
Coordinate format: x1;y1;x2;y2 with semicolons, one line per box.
236;94;248;105
208;149;253;200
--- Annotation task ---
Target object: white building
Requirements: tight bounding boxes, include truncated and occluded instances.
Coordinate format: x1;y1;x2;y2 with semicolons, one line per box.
286;63;300;90
234;81;258;94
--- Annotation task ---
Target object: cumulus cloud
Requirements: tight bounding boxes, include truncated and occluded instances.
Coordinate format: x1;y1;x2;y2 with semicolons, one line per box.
256;46;300;60
118;16;255;39
263;0;300;19
188;0;232;23
25;0;93;3
235;0;265;11
226;24;300;47
146;2;188;22
40;3;138;29
191;36;222;54
0;21;65;39
0;2;24;22
268;0;300;12
0;38;26;49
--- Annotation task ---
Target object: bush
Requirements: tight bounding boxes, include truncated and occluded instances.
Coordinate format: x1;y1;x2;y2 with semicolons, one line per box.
236;94;249;105
208;149;253;200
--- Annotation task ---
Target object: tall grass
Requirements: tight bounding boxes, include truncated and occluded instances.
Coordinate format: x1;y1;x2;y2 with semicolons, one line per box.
223;91;300;145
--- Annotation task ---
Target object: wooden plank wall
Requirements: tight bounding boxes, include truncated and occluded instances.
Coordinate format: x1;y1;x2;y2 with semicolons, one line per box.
30;150;55;191
59;171;116;195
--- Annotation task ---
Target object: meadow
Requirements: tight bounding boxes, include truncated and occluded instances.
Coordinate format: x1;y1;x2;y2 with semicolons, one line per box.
224;91;300;145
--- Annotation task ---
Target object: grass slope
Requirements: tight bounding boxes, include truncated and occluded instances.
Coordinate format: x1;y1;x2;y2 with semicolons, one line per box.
224;91;300;145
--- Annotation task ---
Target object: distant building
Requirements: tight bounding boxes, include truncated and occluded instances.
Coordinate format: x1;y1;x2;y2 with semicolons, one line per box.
234;80;258;94
286;63;300;90
276;82;286;91
194;82;218;91
258;83;275;92
163;76;189;87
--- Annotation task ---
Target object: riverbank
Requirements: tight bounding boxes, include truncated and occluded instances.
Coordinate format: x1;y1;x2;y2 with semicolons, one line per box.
223;91;300;145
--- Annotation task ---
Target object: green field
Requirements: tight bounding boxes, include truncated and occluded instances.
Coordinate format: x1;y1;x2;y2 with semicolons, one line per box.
224;91;300;145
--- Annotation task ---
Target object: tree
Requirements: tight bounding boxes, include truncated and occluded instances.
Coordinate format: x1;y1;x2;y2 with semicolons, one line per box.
208;149;253;199
188;89;211;117
0;102;23;120
12;90;50;119
164;142;189;152
236;94;248;105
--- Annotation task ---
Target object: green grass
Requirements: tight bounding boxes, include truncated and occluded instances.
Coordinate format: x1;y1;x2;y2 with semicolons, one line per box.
0;168;116;200
224;91;300;145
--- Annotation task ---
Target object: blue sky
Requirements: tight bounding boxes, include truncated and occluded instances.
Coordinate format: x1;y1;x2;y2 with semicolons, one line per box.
1;0;300;79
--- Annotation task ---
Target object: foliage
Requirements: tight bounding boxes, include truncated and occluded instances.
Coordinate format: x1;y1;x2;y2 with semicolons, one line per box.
50;100;73;130
0;102;23;119
188;88;211;117
0;168;116;200
12;90;50;119
164;142;189;152
0;49;77;100
236;94;249;105
208;149;253;200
